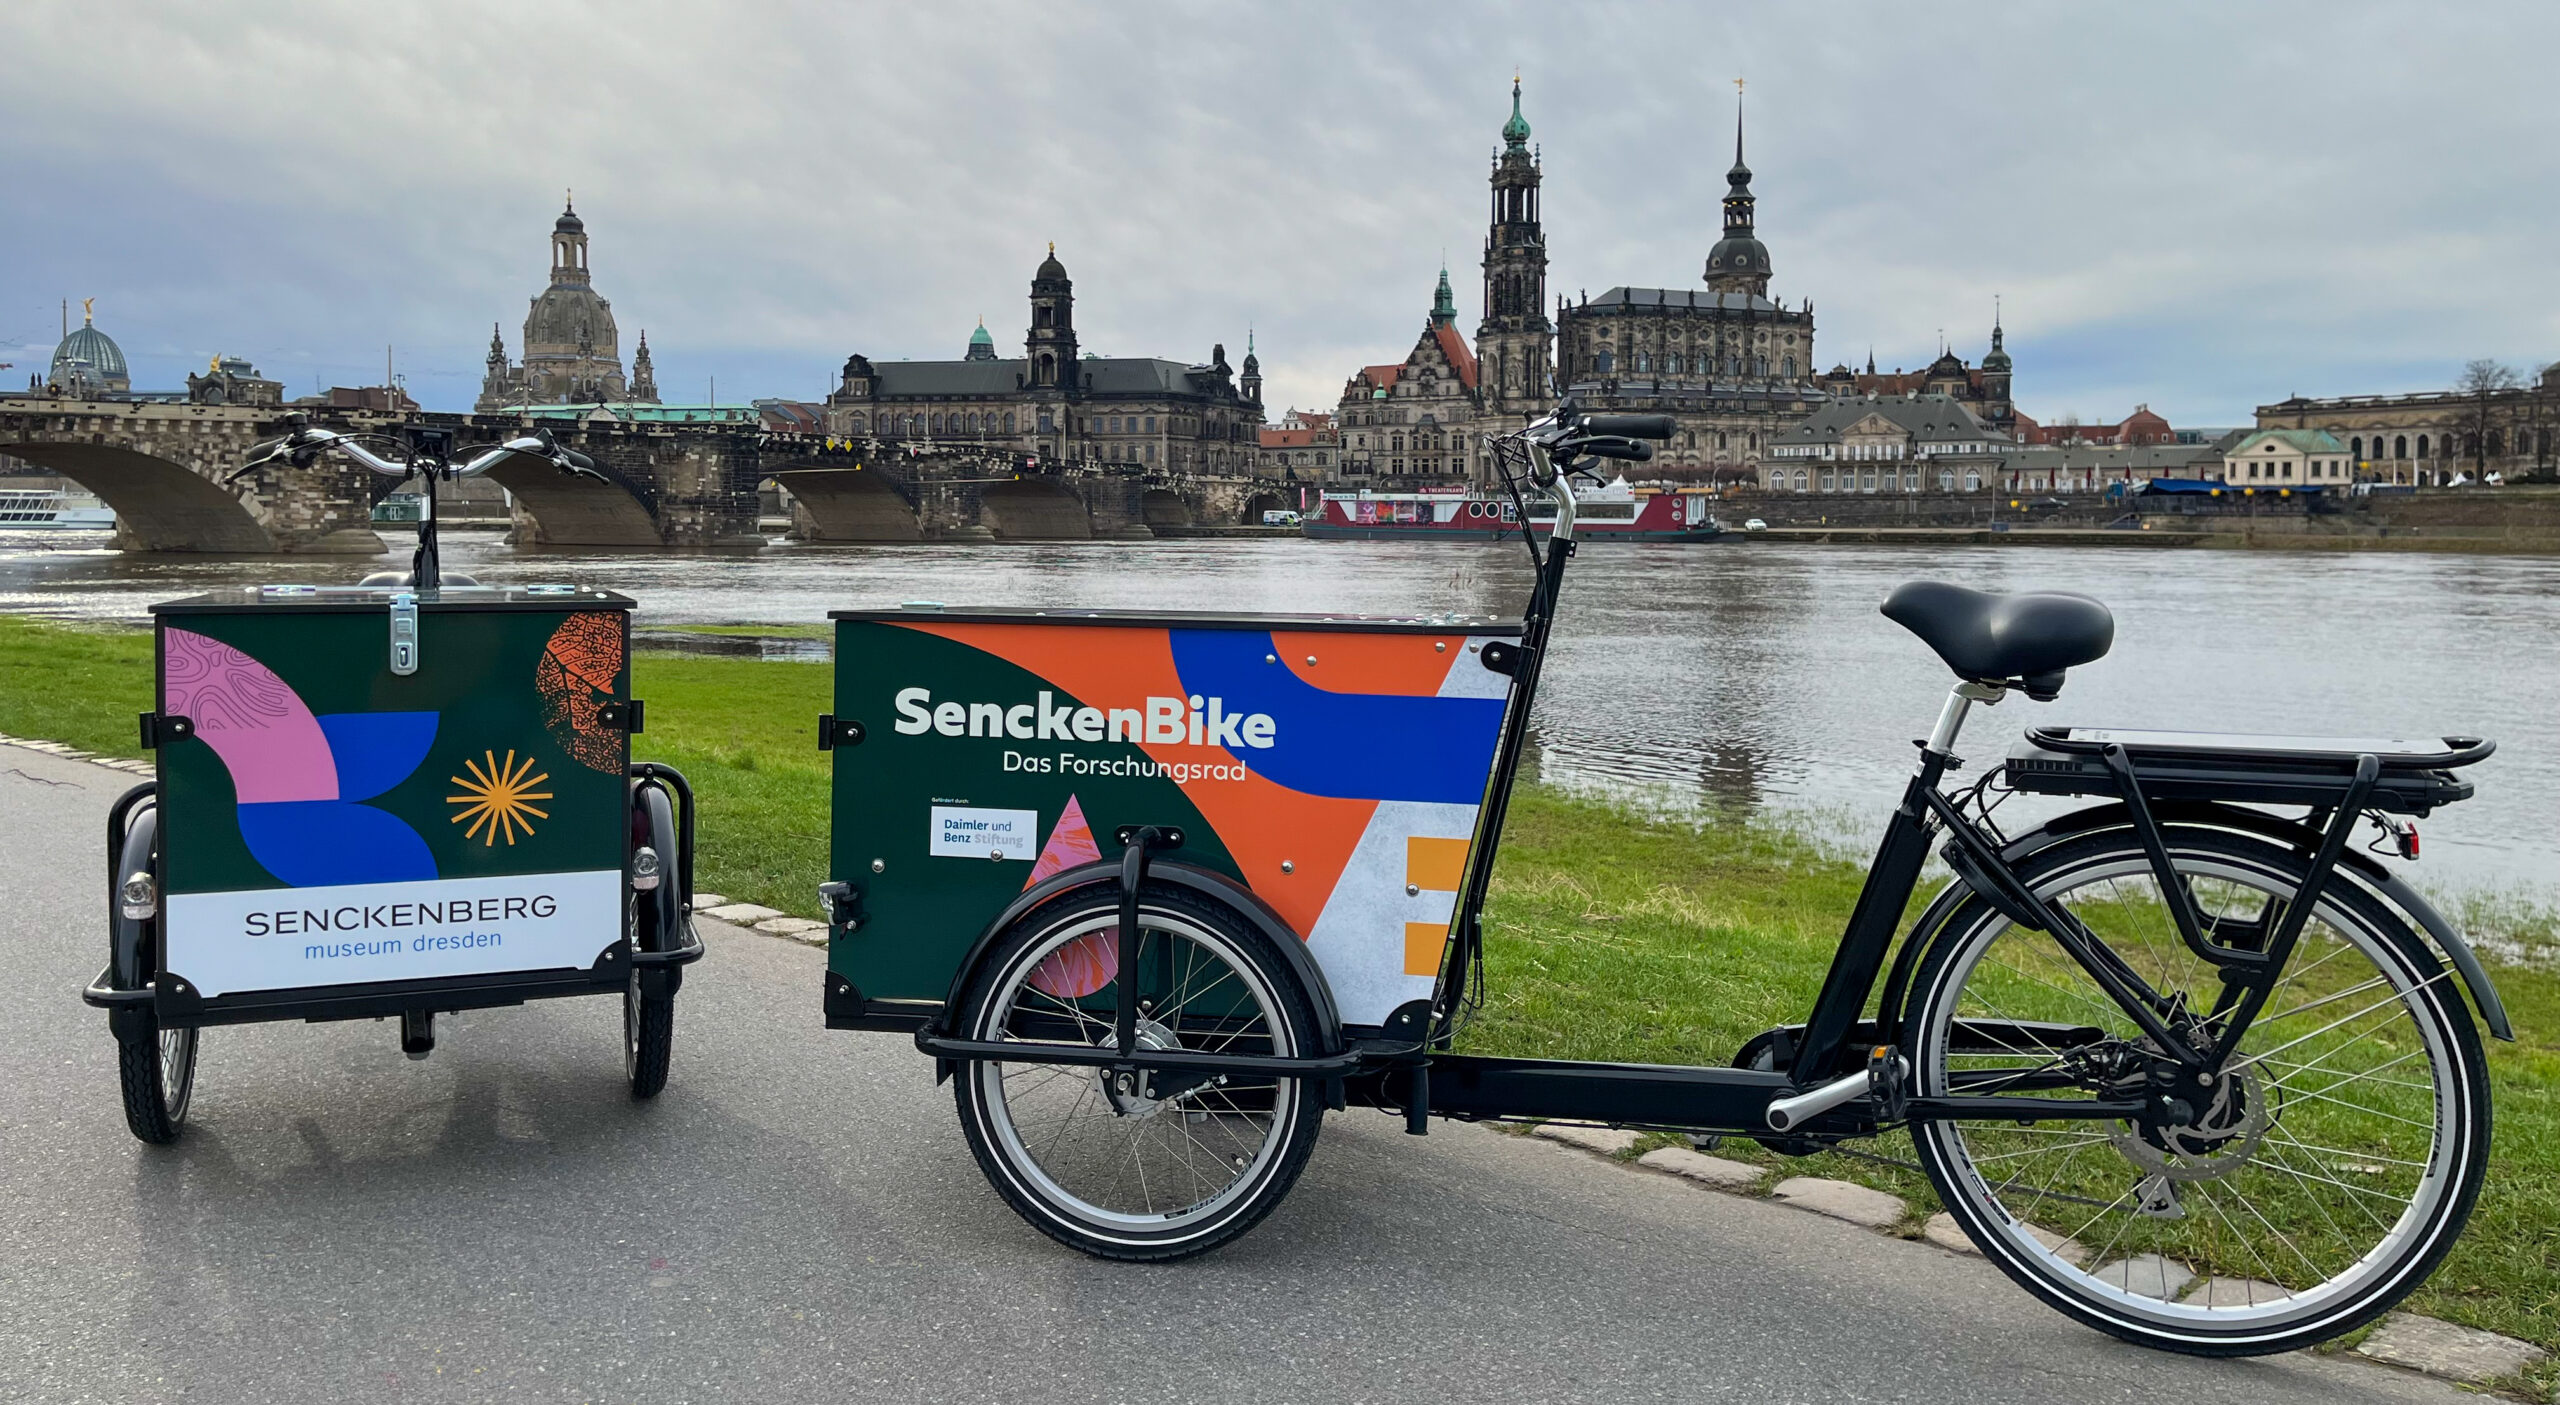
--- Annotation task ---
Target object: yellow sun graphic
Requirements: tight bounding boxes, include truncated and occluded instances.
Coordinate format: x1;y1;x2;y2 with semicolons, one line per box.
446;749;553;846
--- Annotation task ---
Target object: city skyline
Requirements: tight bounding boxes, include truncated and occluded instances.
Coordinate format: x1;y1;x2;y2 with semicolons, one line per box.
4;2;2556;425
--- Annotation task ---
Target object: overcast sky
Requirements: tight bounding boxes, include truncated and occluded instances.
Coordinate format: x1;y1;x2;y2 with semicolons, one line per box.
5;2;2555;426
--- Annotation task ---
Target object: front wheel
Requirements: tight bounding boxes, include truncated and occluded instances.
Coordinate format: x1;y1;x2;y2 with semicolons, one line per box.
625;969;674;1098
1904;825;2489;1356
117;1012;197;1144
952;882;1325;1261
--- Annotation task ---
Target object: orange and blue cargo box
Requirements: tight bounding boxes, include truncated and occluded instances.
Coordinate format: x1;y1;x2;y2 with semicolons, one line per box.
820;604;1523;1035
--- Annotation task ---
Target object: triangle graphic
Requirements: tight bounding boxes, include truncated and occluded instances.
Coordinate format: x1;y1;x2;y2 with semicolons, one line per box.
1024;793;1102;890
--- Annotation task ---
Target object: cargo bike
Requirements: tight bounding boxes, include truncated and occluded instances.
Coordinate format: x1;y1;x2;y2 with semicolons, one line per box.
816;402;2506;1356
85;419;702;1143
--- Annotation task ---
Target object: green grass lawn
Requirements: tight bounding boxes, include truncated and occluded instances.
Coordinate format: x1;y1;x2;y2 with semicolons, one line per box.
4;613;2552;1367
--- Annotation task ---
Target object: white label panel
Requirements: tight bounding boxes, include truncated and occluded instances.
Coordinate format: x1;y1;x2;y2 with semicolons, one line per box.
930;805;1038;861
164;869;623;998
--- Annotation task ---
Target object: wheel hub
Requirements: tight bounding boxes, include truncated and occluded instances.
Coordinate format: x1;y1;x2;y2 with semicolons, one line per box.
1101;1017;1179;1119
2112;1061;2271;1181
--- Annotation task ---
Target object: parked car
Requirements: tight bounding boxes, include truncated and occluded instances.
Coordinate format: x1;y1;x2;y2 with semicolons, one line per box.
1743;518;1768;532
1262;509;1302;527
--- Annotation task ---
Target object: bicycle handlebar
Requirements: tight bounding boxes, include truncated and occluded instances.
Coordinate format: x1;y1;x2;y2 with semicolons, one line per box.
1579;414;1675;441
229;416;606;485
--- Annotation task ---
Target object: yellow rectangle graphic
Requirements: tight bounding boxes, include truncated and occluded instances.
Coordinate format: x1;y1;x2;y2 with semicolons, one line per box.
1405;836;1470;892
1404;922;1450;978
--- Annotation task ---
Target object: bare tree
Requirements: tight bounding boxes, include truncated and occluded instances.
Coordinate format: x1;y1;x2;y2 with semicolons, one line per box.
2457;359;2520;474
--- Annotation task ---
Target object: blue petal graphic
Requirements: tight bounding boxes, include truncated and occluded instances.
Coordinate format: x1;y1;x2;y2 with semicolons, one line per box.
238;800;439;886
1169;630;1507;805
316;712;439;802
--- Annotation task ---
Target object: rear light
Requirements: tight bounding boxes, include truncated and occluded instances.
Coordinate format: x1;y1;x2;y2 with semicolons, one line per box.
631;846;662;891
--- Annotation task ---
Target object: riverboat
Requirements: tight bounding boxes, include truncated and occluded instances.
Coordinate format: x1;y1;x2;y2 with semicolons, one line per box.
0;488;115;530
1303;478;1723;542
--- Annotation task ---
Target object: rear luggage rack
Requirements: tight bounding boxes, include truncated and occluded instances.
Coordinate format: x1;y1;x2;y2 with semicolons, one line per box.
2006;727;2489;815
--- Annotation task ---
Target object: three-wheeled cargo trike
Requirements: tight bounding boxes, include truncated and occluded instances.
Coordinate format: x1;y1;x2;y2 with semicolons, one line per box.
84;418;701;1142
816;401;2507;1356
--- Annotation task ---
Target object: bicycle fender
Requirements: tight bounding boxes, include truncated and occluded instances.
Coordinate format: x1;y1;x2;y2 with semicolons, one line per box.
1969;801;2511;1042
109;804;160;1028
931;858;1346;1057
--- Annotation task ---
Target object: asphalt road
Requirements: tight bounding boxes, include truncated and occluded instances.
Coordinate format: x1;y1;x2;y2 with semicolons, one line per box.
0;746;2474;1404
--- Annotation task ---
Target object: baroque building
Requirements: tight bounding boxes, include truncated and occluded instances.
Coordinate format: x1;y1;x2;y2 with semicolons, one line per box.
1819;321;2016;436
2256;362;2560;485
1337;268;1484;483
821;247;1262;473
1553;102;1823;478
478;199;661;411
1477;81;1551;420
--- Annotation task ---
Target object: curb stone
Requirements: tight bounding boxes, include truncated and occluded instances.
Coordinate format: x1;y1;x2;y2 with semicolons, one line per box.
1636;1146;1764;1190
690;893;728;912
0;732;153;774
753;916;828;946
1531;1123;1640;1156
2354;1312;2548;1387
2090;1254;2196;1301
1921;1211;2088;1265
701;902;785;924
1769;1176;1905;1228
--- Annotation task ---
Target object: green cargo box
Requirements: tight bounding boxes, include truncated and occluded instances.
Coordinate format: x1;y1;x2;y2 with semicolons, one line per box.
140;584;645;1026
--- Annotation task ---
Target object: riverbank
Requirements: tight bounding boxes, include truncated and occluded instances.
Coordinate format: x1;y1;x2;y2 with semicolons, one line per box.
3;612;2553;1362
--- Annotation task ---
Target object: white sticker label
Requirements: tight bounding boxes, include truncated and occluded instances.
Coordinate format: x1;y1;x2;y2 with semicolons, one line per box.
163;869;624;998
930;805;1038;861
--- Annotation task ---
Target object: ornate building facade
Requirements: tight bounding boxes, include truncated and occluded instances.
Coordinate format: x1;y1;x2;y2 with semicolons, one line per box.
1478;81;1550;420
2256;362;2560;485
478;199;661;411
1337;268;1484;483
1552;105;1823;478
821;247;1263;473
1818;323;2016;436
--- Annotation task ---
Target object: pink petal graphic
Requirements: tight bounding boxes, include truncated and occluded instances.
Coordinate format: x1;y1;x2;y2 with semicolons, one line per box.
163;628;337;803
1027;928;1117;1000
1022;794;1102;889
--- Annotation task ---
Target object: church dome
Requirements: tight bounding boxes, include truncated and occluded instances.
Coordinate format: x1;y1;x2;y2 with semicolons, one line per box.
969;321;994;349
1502;80;1531;146
52;320;128;387
1704;234;1770;278
555;201;584;234
1036;244;1068;281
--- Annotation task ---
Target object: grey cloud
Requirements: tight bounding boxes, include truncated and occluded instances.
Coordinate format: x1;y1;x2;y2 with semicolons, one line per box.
4;0;2554;423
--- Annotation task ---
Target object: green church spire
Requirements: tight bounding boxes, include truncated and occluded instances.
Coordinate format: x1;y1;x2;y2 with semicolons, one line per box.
1432;265;1457;325
1502;75;1530;147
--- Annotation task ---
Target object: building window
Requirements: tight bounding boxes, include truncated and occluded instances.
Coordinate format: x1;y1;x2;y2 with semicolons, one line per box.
1146;416;1156;432
1791;469;1806;491
2394;434;2407;459
1820;468;1836;492
2416;434;2430;460
1038;411;1054;433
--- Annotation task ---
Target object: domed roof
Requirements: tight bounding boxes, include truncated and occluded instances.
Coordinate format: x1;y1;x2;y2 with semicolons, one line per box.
1502;79;1531;146
969;319;994;348
1036;242;1068;281
555;198;584;234
52;320;128;384
1704;235;1770;277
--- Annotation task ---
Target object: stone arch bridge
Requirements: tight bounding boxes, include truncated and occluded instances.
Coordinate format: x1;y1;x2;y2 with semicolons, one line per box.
0;397;1277;553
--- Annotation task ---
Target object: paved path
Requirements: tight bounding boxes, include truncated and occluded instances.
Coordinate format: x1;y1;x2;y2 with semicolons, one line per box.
0;747;2473;1404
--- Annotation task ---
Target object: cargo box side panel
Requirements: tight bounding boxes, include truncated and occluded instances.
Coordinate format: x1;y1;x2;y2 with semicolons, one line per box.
828;618;1515;1024
156;606;629;1000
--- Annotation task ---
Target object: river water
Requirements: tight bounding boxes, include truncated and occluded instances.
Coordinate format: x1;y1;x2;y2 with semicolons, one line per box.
4;529;2554;904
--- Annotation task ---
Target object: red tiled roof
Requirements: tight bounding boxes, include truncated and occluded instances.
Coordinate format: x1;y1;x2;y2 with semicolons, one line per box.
1259;426;1335;448
1432;324;1479;391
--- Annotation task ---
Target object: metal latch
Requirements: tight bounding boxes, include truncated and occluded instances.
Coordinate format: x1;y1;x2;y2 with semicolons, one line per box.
387;592;419;676
597;700;646;733
817;715;866;750
138;712;195;749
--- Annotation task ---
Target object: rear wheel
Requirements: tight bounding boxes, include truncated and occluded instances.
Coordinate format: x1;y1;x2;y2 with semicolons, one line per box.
952;882;1324;1261
117;1013;196;1144
1904;825;2488;1355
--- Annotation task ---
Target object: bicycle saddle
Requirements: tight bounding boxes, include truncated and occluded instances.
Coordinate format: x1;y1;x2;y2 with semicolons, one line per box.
1880;581;2113;700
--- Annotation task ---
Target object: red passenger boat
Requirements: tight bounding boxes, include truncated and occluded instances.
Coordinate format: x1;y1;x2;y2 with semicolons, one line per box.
1301;478;1724;542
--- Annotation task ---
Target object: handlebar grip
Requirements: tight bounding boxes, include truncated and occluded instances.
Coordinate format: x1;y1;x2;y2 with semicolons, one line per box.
1579;439;1654;462
1581;414;1676;441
